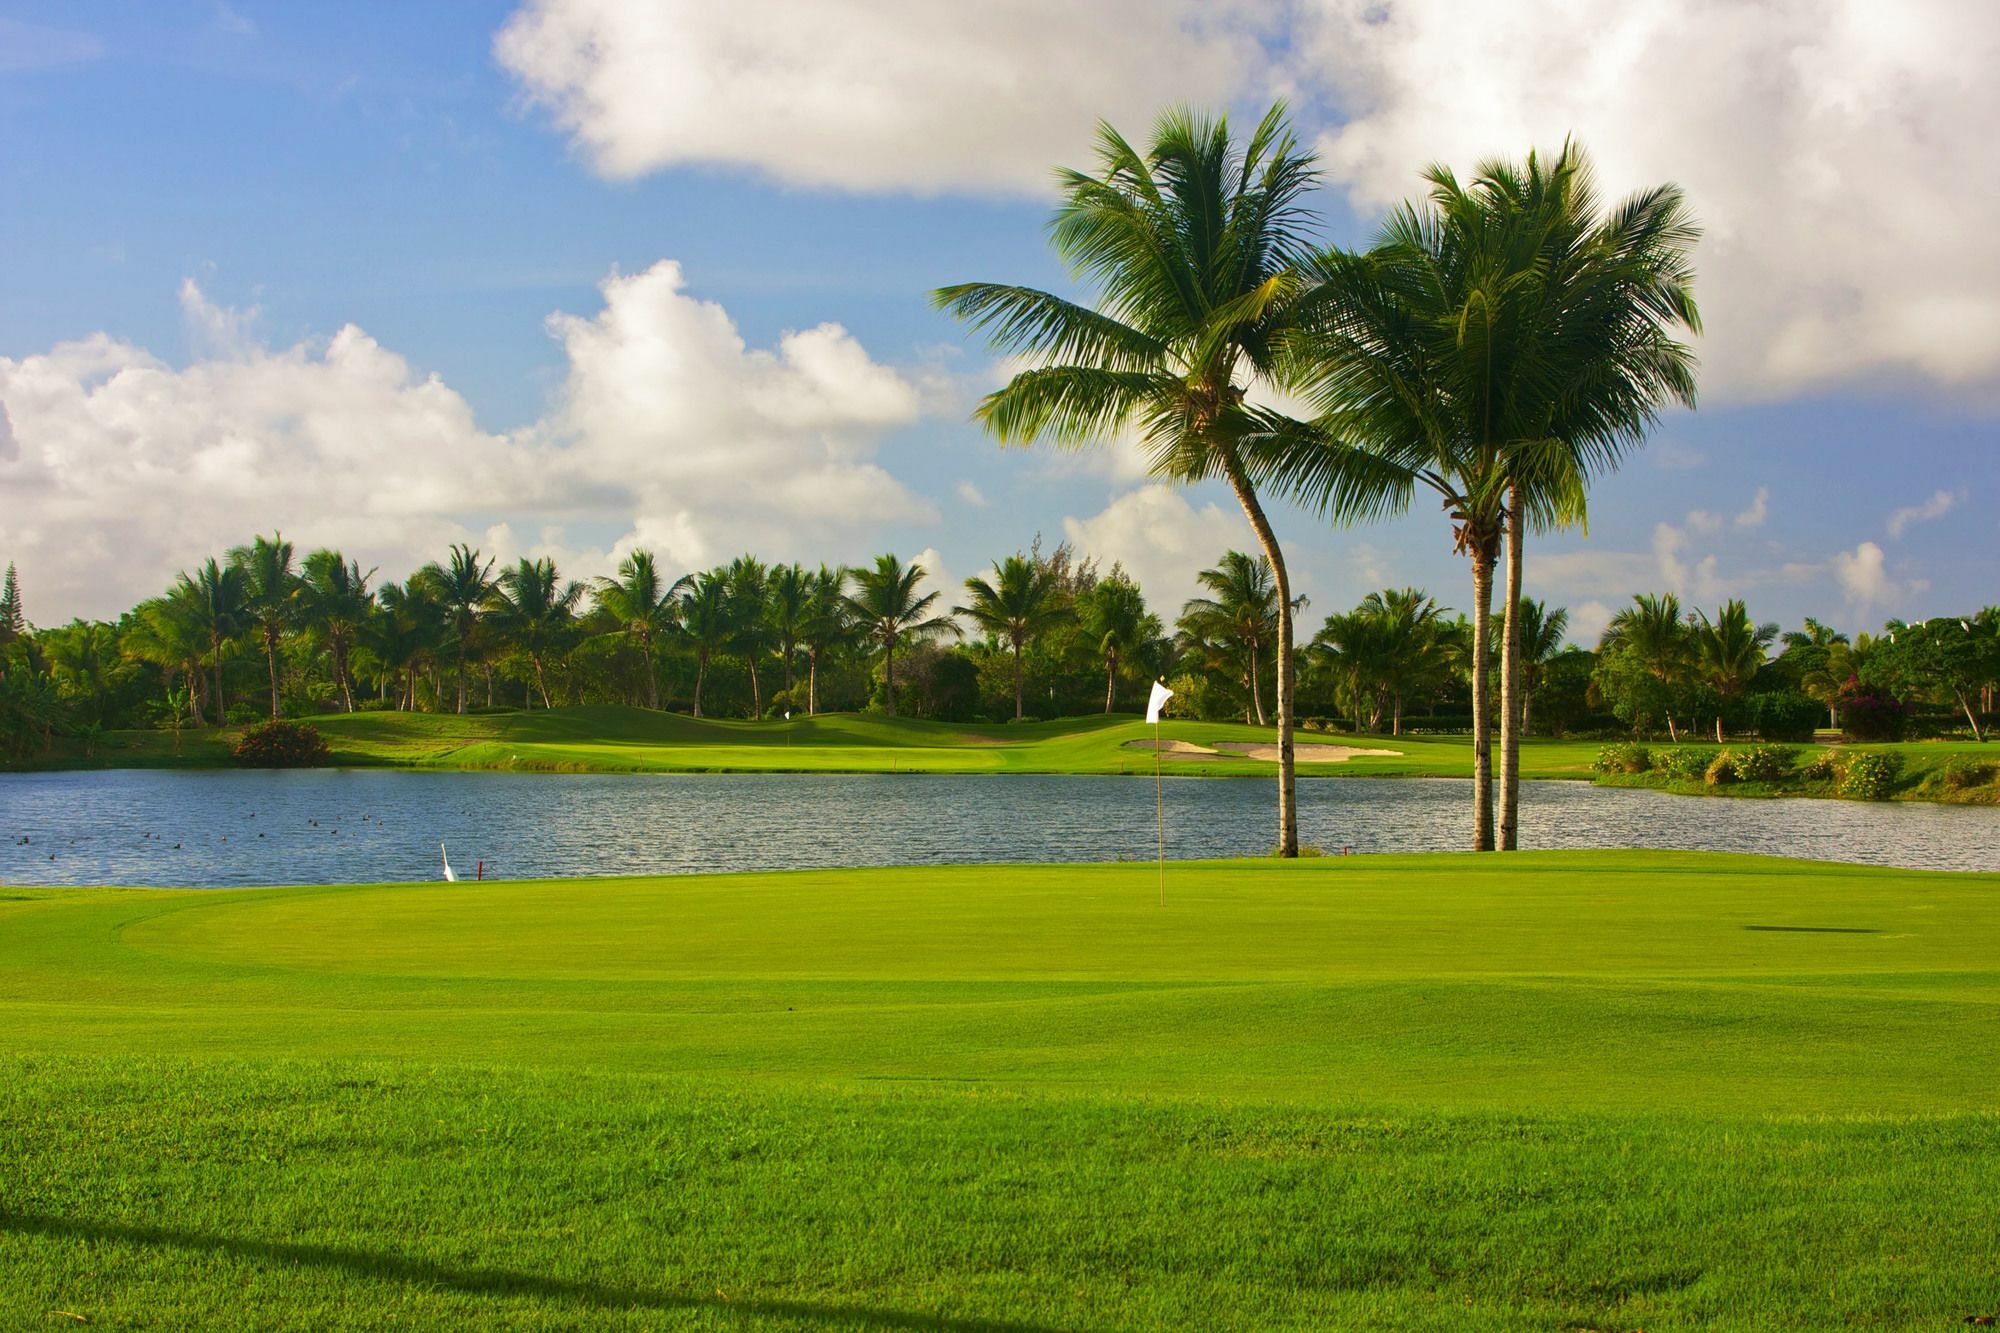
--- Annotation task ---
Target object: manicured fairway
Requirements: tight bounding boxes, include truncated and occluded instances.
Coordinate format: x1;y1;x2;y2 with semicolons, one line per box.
5;852;2000;1328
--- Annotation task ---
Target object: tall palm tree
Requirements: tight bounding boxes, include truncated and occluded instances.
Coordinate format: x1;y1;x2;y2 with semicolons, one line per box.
1357;588;1448;735
935;102;1319;854
373;581;450;711
675;571;731;718
1691;599;1778;740
957;555;1073;721
1177;552;1289;726
174;557;247;725
487;557;585;710
798;565;852;716
592;551;683;710
301;549;375;713
415;544;495;715
1601;593;1692;741
725;556;772;718
843;554;959;717
1080;575;1156;713
124;592;211;726
229;533;300;721
765;563;811;703
1781;618;1851;728
1268;143;1699;850
1513;598;1571;735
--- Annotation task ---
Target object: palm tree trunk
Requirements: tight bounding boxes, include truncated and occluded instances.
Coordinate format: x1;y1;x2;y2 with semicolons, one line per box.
212;634;226;725
533;653;552;710
748;659;762;719
1470;544;1497;853
1247;641;1266;727
1715;715;1724;743
643;629;660;710
782;639;796;697
1222;463;1297;858
1013;638;1025;721
693;652;707;718
265;628;281;721
883;639;897;717
1104;649;1117;714
808;647;820;715
1960;691;1986;743
456;642;468;715
1499;487;1524;852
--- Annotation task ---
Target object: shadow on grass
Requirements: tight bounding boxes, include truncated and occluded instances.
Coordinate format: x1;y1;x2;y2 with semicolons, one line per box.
1;1211;1061;1331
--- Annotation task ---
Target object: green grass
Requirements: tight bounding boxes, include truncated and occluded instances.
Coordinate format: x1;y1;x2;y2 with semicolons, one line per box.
13;704;1609;779
6;851;2000;1328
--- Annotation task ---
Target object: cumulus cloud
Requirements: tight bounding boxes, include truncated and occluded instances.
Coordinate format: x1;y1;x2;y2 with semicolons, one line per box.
955;481;987;508
0;267;932;619
1832;540;1926;610
494;0;1269;193
497;1;2000;395
1886;487;1964;538
1062;485;1248;611
1734;487;1769;531
1301;0;2000;395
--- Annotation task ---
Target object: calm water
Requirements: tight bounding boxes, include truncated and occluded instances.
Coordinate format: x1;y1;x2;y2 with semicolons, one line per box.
3;770;1997;887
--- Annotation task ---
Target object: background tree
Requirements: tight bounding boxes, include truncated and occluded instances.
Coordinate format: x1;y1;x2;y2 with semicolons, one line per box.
675;571;731;719
488;557;585;709
301;550;375;713
1512;598;1571;734
1690;599;1777;740
1598;593;1693;740
175;558;246;724
415;544;494;715
765;563;811;704
725;556;773;718
1080;575;1157;713
798;566;852;716
844;554;959;717
936;102;1320;854
958;555;1072;721
123;592;211;726
0;563;23;675
230;533;301;721
1177;553;1288;726
592;551;681;710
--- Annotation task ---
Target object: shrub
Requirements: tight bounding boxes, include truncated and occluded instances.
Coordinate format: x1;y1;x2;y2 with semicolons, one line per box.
1745;691;1823;742
1592;742;1651;774
1838;751;1902;801
233;720;331;768
1941;755;1996;792
1730;744;1796;782
1835;680;1909;741
1704;751;1739;786
1654;746;1715;781
1800;750;1841;783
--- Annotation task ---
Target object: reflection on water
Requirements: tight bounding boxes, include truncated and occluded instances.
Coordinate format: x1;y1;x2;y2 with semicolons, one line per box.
2;769;1996;887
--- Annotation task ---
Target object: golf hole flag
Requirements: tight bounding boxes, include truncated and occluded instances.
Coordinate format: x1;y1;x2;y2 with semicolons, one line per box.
1146;679;1174;725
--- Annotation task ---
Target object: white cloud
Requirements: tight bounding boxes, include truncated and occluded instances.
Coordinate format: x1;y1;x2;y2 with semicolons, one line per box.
905;547;964;632
0;267;933;619
955;481;987;508
1684;509;1723;537
1300;0;2000;395
494;0;1269;194
1062;485;1247;612
498;2;2000;396
1569;599;1615;645
1648;440;1706;471
1832;540;1921;610
0;18;102;73
1886;487;1964;538
1734;487;1769;531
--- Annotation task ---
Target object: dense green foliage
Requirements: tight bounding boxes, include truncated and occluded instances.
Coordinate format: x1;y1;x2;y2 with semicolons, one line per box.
230;719;331;768
5;852;2000;1328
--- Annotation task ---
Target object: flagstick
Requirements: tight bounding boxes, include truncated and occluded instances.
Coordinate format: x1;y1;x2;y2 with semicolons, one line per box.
1154;717;1165;908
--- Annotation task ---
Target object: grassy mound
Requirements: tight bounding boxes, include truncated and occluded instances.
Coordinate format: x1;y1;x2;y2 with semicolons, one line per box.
5;851;2000;1327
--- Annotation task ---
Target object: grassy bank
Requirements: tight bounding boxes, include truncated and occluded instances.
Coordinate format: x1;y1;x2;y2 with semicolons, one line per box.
1594;739;2000;807
9;704;1606;780
6;852;2000;1328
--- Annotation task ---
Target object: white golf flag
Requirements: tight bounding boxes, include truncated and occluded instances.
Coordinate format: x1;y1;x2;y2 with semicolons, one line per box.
1145;679;1174;725
784;710;792;720
441;842;458;883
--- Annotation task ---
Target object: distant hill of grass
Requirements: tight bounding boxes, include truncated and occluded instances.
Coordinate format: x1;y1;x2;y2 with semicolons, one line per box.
5;850;1999;1327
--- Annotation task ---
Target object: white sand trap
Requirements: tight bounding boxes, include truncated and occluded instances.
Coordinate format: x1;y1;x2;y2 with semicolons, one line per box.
1121;738;1220;756
1215;742;1402;763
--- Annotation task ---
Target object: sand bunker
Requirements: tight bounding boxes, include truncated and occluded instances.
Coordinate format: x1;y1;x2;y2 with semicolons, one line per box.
1120;739;1220;756
1215;742;1402;764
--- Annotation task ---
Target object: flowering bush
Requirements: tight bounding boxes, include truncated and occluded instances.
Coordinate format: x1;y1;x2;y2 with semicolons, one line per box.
233;720;330;768
1703;751;1738;785
1835;678;1909;741
1729;745;1796;782
1654;746;1715;781
1837;751;1902;801
1593;742;1651;774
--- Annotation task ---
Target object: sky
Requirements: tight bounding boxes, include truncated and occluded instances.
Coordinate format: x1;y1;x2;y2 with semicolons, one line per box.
1;0;1994;643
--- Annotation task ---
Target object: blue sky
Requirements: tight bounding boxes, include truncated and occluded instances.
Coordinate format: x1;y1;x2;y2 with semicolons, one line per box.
2;0;1994;639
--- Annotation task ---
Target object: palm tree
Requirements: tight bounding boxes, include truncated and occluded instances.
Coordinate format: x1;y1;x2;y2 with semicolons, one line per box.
124;592;211;726
372;581;450;711
675;571;731;718
174;557;247;725
1601;593;1692;741
1177;553;1291;726
1268;143;1700;850
415;544;494;715
957;555;1073;721
301;550;375;713
1781;618;1851;728
843;554;959;717
229;533;301;720
487;557;585;709
593;551;682;709
765;563;811;703
725;556;772;718
798;565;851;716
1080;576;1156;713
1513;598;1571;735
1690;600;1778;740
935;103;1319;854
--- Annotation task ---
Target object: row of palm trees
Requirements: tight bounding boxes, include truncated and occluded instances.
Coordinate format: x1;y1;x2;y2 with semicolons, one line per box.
939;105;1700;854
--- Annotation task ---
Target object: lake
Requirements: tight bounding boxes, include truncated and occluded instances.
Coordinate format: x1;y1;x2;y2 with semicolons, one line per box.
3;770;1997;887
